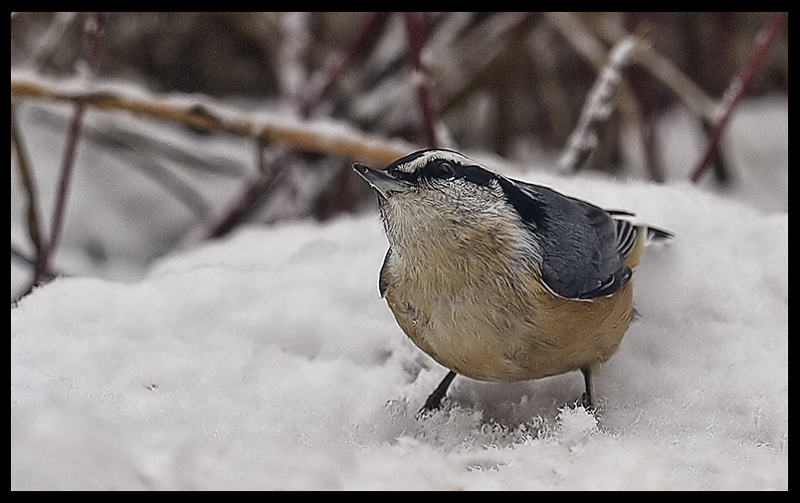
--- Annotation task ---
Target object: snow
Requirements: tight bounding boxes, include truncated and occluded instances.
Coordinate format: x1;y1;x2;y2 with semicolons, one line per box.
11;98;787;490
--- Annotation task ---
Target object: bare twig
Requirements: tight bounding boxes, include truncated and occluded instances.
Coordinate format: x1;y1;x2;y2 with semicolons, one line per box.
12;69;419;241
205;13;406;239
45;12;106;281
437;13;532;114
12;242;59;304
11;244;58;281
11;101;48;278
589;13;718;122
10;102;46;258
403;12;441;148
204;168;285;239
11;76;416;167
207;11;381;240
211;12;389;241
33;105;242;220
209;13;307;240
49;107;86;256
691;12;787;184
300;12;389;118
558;34;642;172
548;13;652;178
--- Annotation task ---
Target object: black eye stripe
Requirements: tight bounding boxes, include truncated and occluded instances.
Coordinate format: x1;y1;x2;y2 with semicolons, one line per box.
457;164;495;186
387;166;420;183
388;155;496;188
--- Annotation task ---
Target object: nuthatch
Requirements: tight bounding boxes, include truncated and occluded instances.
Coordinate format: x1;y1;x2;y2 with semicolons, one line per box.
353;149;672;412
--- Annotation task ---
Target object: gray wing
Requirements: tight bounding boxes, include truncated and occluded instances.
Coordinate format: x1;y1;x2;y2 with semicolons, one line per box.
498;178;632;299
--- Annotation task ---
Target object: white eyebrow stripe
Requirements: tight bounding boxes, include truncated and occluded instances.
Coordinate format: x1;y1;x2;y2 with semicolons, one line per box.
395;150;476;173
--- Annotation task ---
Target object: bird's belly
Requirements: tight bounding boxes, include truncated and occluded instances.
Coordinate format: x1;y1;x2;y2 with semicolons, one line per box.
386;282;633;382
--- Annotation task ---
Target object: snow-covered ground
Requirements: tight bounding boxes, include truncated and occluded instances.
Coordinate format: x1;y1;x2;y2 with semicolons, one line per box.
11;97;787;490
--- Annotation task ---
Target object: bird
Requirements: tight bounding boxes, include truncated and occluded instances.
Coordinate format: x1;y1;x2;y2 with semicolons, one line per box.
353;148;672;413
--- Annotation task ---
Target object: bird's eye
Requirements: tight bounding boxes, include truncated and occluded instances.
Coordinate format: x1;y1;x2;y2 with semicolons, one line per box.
435;161;455;178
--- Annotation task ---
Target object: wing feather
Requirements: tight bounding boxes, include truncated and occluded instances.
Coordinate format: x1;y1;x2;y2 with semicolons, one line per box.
500;178;633;299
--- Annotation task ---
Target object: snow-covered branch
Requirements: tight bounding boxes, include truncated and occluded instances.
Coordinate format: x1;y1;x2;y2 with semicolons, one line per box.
588;13;718;123
10;74;417;168
558;34;641;173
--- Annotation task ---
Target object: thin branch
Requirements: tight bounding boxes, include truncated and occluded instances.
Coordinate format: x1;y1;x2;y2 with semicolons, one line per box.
12;242;59;305
75;118;246;178
402;12;441;148
589;13;718;123
438;13;533;116
204;167;285;239
691;12;787;184
558;34;642;172
45;12;106;279
548;13;652;178
10;102;47;266
49;107;86;260
213;12;389;241
183;13;305;241
12;71;419;242
205;14;402;239
251;13;391;234
299;12;389;118
11;76;416;168
11;243;58;281
34;106;247;221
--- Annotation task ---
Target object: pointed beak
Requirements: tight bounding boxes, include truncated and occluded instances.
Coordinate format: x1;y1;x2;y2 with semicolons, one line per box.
353;163;413;199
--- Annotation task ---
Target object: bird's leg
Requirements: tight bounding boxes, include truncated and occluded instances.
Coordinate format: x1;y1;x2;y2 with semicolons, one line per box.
419;370;457;413
580;367;595;409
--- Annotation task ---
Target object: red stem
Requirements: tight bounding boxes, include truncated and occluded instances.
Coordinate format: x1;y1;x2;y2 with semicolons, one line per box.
206;13;389;240
690;12;787;184
44;12;106;278
300;12;389;118
45;13;106;272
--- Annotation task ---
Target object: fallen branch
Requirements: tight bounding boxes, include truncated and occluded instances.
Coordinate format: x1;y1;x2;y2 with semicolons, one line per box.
10;74;417;168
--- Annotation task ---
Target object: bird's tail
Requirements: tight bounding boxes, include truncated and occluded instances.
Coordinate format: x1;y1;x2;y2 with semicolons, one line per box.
627;224;673;269
609;210;673;270
644;225;674;244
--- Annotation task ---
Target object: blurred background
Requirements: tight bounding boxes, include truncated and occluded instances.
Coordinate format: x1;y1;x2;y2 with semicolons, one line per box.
10;12;788;300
